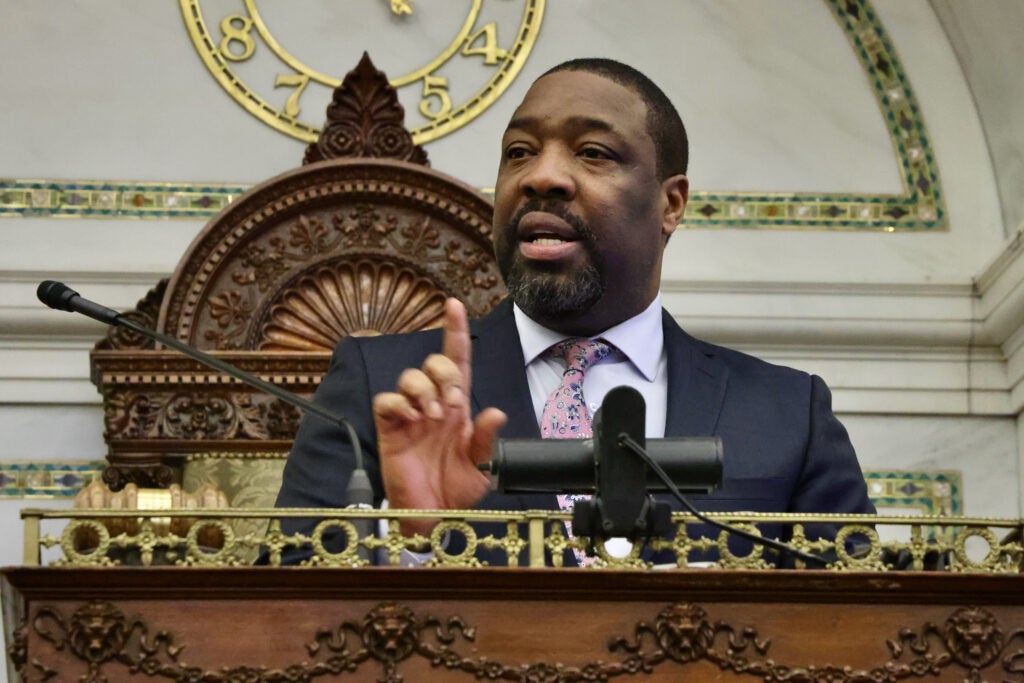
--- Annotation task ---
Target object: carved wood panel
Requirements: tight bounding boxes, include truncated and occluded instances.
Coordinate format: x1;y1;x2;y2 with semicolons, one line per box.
90;352;328;487
9;569;1024;681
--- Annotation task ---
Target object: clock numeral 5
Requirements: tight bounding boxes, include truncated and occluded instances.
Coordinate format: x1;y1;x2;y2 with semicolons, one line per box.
218;15;256;62
274;74;310;118
462;22;507;65
419;76;452;120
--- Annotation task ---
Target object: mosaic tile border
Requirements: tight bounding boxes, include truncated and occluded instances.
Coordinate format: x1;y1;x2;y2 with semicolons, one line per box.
0;459;960;515
0;461;107;500
865;469;962;516
0;0;944;230
0;182;241;219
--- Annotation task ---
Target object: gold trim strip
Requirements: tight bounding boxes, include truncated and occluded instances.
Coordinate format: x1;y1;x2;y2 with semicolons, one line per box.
23;508;1023;572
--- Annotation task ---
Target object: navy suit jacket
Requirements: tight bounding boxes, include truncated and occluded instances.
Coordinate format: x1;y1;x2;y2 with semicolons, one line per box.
274;299;875;564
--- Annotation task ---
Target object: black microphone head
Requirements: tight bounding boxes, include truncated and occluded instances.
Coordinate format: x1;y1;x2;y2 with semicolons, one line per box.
37;280;79;311
593;385;645;434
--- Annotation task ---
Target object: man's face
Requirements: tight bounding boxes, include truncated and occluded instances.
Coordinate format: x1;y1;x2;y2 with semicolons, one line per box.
493;70;687;335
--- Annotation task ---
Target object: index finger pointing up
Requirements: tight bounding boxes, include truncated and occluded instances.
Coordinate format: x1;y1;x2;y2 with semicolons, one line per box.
442;297;472;397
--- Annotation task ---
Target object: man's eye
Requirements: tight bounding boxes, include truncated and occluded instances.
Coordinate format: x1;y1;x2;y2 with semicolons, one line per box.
579;147;610;159
505;146;531;160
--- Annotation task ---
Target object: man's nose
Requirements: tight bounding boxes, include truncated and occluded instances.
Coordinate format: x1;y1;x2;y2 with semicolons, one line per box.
521;149;575;199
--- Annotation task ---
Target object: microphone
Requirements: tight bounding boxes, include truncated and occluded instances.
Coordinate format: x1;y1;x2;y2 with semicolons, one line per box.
487;386;721;541
490;438;722;494
38;279;121;325
37;281;375;554
486;385;827;567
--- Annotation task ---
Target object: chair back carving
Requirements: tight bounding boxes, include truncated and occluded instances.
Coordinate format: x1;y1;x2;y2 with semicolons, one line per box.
158;158;503;350
91;54;505;490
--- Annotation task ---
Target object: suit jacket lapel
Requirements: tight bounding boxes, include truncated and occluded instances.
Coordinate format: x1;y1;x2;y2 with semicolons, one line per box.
469;299;539;439
662;310;729;438
469;300;559;517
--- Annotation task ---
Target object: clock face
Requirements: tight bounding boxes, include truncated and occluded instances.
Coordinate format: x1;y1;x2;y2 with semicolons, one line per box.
180;0;545;145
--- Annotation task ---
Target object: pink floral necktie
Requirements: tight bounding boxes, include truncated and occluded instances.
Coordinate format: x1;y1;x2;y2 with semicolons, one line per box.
540;338;611;439
541;338;611;565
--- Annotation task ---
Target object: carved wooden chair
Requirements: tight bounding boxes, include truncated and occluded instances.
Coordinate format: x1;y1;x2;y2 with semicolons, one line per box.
90;55;506;518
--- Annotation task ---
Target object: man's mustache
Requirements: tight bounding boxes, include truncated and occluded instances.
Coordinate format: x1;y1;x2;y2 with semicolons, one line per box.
507;199;593;242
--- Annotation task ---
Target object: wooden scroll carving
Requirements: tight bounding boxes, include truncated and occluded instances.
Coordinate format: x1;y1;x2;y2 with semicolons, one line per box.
93;279;167;352
14;601;1024;683
90;54;503;488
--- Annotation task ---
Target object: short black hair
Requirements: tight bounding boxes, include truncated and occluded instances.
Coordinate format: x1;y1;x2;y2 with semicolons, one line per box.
542;58;689;179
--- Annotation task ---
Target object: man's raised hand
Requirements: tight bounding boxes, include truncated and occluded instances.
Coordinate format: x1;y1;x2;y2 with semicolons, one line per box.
372;298;507;535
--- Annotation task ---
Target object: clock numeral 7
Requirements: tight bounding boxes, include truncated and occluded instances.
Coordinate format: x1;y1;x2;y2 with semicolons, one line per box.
419;76;452;120
461;22;508;65
218;15;256;62
274;74;310;118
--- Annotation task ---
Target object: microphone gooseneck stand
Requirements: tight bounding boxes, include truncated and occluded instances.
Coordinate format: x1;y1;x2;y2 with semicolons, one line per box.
37;280;374;560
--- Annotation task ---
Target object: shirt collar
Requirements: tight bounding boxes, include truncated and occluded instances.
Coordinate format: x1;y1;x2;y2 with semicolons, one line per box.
513;293;664;381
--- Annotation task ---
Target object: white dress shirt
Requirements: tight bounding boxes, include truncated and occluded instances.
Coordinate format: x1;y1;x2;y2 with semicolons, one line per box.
513;293;669;438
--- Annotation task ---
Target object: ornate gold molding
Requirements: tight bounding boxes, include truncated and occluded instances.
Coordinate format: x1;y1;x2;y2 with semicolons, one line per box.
21;508;1024;573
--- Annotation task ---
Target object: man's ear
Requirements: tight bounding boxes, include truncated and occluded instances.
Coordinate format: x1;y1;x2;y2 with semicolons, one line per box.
660;174;689;238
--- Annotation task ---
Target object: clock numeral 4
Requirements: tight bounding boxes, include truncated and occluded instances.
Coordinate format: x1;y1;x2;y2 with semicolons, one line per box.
462;22;508;65
218;15;256;62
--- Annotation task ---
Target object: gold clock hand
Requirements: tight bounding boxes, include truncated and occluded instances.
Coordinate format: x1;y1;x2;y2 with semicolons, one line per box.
390;0;412;16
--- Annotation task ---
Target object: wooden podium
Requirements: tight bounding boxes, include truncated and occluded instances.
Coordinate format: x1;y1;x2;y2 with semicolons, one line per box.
5;566;1024;682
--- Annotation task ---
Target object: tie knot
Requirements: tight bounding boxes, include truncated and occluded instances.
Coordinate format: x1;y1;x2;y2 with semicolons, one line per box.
549;338;611;375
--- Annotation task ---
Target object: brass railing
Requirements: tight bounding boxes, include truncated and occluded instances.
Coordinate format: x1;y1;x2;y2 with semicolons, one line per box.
20;508;1024;573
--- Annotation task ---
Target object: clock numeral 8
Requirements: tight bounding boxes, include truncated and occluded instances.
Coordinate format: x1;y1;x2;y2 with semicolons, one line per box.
219;15;256;62
419;76;452;120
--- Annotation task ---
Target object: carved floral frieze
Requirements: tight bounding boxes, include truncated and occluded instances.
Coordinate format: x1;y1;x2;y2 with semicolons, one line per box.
102;389;301;442
101;463;175;492
14;601;1024;683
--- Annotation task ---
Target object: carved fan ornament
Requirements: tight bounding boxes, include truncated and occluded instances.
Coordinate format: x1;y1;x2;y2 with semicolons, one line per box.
16;601;1024;683
259;260;447;350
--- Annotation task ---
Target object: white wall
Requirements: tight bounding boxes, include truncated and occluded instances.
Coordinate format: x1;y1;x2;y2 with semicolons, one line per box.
1;0;1021;537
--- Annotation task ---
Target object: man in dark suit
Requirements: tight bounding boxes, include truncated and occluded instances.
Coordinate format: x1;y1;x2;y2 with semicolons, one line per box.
274;58;875;564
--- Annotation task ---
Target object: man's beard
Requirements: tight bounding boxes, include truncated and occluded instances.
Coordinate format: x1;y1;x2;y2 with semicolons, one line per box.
496;200;606;323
